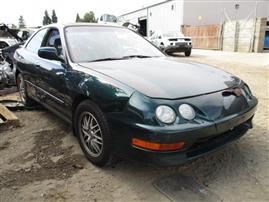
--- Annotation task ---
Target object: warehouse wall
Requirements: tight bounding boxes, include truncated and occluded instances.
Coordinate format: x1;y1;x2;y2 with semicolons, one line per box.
119;9;147;25
222;17;266;52
119;0;184;37
147;1;183;37
182;24;223;50
253;17;267;52
183;0;269;26
237;19;255;52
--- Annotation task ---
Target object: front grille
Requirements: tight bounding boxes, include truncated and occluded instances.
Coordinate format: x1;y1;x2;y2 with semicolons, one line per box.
168;38;178;41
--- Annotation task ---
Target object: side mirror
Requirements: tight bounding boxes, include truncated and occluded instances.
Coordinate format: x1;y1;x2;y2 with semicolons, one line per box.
38;47;64;63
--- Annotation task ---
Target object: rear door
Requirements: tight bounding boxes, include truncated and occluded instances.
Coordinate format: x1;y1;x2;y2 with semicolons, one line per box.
15;28;48;98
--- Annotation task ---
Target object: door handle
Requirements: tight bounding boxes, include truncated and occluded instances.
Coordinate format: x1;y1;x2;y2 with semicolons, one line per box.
56;72;64;76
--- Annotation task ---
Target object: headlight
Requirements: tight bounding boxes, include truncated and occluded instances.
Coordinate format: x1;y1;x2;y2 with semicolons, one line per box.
179;104;196;120
155;105;176;124
243;84;252;99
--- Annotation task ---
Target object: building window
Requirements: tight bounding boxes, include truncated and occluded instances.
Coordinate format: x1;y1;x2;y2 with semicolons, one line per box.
150;12;152;16
171;4;175;11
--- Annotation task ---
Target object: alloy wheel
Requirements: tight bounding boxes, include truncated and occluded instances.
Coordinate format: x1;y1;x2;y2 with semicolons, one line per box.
80;112;103;157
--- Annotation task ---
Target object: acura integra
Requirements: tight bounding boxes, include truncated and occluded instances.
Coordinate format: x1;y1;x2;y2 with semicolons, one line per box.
14;24;258;166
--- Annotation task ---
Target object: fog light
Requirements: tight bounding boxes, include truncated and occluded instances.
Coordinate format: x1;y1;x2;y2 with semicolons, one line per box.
132;138;185;151
179;104;196;120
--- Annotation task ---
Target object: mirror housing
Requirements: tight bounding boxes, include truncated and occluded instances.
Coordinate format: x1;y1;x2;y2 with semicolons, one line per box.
38;47;64;62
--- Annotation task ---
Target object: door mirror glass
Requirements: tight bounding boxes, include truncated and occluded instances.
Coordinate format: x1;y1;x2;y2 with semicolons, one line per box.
38;47;64;62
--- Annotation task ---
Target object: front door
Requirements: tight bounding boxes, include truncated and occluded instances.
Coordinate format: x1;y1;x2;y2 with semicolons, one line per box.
36;29;70;121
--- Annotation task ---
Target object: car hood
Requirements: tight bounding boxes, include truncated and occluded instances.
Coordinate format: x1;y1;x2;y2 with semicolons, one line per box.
79;57;241;99
0;24;23;42
0;38;18;46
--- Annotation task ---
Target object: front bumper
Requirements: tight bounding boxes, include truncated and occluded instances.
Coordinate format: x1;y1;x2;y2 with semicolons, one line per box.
110;104;257;166
164;43;192;53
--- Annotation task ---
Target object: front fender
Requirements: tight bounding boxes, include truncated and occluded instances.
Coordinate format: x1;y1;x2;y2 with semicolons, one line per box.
66;67;135;113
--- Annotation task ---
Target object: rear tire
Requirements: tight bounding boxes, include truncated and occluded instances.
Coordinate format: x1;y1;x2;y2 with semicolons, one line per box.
185;50;191;57
17;73;36;107
74;100;112;167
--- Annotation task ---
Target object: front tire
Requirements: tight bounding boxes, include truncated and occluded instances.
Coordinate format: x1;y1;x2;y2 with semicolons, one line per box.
17;73;36;107
185;49;191;57
74;100;112;167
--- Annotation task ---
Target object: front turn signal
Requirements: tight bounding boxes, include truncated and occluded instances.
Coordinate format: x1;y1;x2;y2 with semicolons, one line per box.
132;138;185;151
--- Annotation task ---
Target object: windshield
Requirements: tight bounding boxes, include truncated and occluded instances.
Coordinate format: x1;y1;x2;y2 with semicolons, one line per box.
163;31;185;38
106;15;117;23
65;26;164;63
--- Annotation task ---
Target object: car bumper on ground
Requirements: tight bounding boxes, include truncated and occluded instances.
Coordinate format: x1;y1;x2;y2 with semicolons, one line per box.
110;103;257;166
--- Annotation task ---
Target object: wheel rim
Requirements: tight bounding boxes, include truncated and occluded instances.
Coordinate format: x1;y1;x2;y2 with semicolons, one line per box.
18;75;26;103
80;112;103;157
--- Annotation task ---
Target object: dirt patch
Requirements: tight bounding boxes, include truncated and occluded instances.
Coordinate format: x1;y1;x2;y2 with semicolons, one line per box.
0;141;10;151
0;129;86;190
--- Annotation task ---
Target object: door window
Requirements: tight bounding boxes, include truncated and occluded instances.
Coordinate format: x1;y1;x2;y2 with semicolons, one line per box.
44;29;63;56
26;28;47;54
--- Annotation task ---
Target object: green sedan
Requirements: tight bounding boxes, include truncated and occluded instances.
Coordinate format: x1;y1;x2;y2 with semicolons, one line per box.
14;23;258;167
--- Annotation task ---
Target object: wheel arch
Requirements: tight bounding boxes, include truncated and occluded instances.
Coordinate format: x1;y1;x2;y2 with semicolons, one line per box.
72;94;92;117
71;94;92;136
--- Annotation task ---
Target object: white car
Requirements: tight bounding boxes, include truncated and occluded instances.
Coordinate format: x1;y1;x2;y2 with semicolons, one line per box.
150;31;192;56
0;37;18;50
98;14;118;25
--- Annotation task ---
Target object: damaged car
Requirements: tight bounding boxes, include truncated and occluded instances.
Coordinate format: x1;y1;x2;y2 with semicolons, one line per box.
0;24;26;89
14;24;257;167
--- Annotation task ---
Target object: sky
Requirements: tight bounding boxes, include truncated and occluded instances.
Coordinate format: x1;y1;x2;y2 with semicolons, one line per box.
0;0;162;27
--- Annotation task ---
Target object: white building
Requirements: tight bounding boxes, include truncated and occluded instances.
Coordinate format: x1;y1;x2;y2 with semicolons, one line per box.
119;0;269;37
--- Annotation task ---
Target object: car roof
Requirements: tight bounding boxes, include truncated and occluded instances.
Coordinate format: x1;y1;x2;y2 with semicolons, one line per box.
43;23;123;29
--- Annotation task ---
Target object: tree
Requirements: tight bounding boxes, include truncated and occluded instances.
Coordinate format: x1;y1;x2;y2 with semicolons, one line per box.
43;10;52;25
11;24;17;29
18;15;26;28
51;10;58;23
83;11;96;23
75;13;81;22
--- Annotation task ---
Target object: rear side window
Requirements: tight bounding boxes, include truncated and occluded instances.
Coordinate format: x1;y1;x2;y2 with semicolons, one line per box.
26;29;47;54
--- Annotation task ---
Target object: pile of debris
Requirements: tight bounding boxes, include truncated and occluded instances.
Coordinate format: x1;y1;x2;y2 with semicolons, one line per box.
0;23;34;90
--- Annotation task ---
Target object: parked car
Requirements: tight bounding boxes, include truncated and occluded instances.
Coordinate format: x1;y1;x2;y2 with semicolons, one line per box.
98;14;118;25
150;31;192;56
14;23;257;167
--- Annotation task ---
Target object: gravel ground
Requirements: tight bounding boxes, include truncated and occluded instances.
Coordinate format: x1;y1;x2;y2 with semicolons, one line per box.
0;49;268;202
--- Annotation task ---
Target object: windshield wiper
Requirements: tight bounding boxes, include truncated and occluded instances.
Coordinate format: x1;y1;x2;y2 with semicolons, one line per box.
90;57;126;62
89;55;155;62
122;55;154;59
